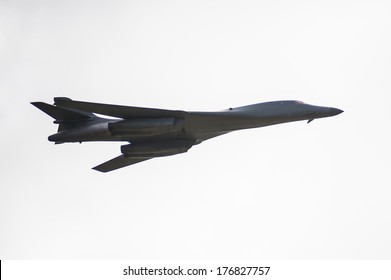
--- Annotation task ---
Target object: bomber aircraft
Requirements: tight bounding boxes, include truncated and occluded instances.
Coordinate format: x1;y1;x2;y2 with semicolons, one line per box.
31;98;343;172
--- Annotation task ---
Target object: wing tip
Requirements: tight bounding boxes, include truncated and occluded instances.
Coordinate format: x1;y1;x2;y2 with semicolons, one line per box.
30;101;46;108
92;165;110;173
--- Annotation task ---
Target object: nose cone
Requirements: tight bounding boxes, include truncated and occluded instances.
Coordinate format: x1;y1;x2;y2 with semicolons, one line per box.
328;107;344;116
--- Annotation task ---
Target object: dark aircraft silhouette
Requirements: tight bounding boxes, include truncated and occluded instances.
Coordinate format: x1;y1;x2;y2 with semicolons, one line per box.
31;98;343;172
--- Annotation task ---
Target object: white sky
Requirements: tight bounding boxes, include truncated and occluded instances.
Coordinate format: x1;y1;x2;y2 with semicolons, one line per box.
1;0;390;259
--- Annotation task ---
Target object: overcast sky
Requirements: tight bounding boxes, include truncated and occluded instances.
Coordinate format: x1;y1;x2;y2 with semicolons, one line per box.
1;0;391;259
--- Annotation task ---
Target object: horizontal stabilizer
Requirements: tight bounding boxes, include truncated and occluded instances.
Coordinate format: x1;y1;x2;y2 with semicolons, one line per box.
93;155;151;172
54;98;187;119
31;102;95;122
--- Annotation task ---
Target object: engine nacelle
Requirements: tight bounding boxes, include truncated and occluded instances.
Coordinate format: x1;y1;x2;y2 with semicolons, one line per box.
121;140;194;158
48;121;111;142
109;118;184;136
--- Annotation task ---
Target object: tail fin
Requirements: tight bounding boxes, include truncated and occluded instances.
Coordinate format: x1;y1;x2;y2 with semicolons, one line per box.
31;99;97;133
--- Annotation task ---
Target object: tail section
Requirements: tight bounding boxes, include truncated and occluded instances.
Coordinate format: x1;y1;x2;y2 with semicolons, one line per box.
31;98;98;137
31;102;94;121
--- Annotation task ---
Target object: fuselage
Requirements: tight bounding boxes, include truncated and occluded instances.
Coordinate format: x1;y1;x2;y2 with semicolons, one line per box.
186;100;342;141
47;100;343;144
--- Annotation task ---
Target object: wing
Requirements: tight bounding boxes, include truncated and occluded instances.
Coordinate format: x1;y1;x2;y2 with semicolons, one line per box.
93;155;152;172
54;97;187;119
